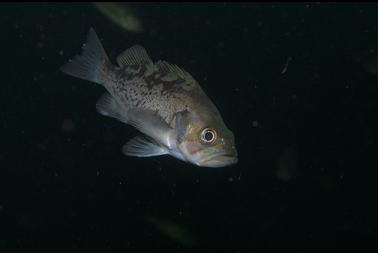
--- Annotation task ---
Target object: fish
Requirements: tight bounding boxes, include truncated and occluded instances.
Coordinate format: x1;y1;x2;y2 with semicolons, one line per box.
92;2;143;33
60;28;238;168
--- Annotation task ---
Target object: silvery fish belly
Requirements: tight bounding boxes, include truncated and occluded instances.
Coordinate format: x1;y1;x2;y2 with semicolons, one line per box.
61;28;238;167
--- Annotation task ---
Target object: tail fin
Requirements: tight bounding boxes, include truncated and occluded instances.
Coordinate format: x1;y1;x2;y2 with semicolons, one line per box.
60;27;110;84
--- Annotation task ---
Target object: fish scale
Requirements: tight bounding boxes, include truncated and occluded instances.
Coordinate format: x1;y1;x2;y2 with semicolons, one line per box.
105;65;191;126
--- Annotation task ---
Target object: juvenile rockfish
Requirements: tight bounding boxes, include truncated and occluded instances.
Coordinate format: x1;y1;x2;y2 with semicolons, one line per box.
61;28;238;167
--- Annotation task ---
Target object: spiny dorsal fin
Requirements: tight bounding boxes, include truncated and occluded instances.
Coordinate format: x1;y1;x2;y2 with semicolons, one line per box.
155;60;193;80
155;61;199;91
116;45;152;67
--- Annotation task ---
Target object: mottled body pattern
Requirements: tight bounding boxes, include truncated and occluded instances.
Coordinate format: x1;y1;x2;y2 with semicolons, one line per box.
61;28;237;167
101;61;218;129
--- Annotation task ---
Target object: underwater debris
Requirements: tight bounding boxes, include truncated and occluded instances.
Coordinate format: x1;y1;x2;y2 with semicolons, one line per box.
92;2;143;33
146;216;198;246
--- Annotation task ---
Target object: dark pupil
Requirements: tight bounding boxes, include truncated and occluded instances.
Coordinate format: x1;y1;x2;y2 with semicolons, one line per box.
204;131;213;141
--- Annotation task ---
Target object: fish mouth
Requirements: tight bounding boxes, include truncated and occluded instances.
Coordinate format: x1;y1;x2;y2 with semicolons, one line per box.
198;151;238;168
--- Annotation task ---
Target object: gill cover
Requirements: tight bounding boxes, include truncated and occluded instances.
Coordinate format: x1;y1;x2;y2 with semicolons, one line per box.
175;110;193;144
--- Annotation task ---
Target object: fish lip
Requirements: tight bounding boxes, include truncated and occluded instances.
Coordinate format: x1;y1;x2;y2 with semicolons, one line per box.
198;151;238;167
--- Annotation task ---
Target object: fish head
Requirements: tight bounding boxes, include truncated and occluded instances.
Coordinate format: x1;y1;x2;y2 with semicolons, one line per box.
175;110;238;168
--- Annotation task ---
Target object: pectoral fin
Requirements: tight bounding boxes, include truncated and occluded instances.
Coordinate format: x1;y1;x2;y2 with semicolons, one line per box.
96;92;128;123
127;107;173;148
122;135;168;157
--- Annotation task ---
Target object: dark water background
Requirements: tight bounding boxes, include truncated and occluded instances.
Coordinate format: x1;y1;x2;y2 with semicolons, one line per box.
0;3;377;252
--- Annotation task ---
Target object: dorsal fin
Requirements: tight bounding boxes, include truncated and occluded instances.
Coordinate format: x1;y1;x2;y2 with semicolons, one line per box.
116;45;152;67
155;60;193;79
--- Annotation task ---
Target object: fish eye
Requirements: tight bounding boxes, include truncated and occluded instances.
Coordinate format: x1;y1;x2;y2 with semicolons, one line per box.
200;127;217;144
